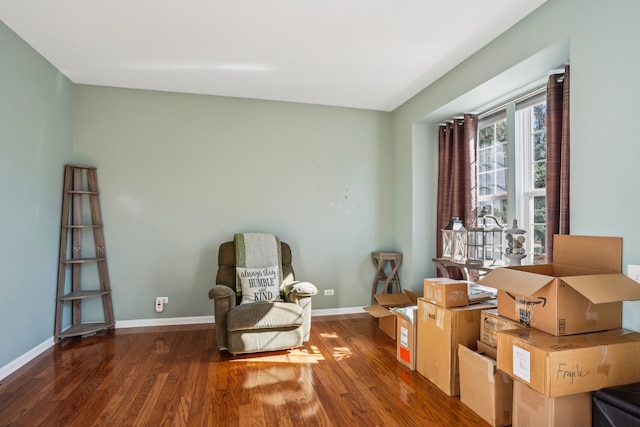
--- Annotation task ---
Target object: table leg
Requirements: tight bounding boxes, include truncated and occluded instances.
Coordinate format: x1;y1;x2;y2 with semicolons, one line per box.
386;260;401;293
434;260;450;278
371;257;386;304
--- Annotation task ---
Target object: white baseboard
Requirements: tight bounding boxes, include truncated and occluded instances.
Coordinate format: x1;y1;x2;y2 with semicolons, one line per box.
312;306;366;316
116;315;214;329
0;336;54;381
0;307;365;381
115;307;366;327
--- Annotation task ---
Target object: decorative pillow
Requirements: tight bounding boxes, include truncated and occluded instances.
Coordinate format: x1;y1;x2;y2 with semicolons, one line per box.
236;266;281;304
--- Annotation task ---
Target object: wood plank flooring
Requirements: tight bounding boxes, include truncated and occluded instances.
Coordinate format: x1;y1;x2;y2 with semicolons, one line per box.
0;314;490;427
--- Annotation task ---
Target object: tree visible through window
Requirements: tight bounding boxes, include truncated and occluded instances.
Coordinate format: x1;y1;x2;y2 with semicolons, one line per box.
477;114;507;224
477;90;547;264
522;99;547;263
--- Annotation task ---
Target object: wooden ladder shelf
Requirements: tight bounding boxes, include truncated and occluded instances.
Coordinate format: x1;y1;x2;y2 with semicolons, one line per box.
55;165;114;343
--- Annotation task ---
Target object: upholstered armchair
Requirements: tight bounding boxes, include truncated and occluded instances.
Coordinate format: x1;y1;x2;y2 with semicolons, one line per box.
208;233;317;355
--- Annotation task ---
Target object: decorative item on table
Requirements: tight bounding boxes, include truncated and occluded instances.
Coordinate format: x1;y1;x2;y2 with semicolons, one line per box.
466;207;504;266
441;217;467;262
504;219;527;265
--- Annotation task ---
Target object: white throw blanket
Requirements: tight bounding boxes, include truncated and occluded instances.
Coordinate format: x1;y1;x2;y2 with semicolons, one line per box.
234;233;283;293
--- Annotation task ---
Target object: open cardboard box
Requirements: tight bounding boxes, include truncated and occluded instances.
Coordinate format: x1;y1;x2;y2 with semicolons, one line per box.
363;290;420;339
391;305;418;370
478;235;640;335
416;298;497;396
459;344;513;427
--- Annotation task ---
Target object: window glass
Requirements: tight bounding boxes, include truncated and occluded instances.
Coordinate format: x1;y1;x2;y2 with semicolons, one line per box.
476;89;547;264
477;117;507;220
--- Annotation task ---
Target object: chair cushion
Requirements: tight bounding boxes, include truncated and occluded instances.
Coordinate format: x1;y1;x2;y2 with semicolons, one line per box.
227;301;304;332
227;328;303;354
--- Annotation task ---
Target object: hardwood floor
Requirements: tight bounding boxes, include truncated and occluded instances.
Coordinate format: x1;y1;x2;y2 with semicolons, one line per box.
0;314;489;427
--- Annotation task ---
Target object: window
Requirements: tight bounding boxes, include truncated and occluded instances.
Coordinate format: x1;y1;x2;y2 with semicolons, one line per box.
477;89;547;264
517;93;547;263
477;112;508;225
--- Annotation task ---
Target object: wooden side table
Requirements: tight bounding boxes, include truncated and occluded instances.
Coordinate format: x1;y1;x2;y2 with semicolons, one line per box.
371;252;402;303
431;257;499;282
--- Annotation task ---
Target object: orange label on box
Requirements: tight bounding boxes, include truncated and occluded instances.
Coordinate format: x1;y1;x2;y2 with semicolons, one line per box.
400;347;411;363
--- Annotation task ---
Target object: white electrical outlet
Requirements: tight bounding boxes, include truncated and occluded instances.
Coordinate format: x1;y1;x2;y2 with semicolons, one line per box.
628;265;640;283
155;297;168;312
324;289;334;296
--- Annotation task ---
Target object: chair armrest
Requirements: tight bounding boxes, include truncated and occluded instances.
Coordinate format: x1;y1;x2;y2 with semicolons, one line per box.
208;284;236;351
209;284;236;300
282;281;316;342
282;281;318;300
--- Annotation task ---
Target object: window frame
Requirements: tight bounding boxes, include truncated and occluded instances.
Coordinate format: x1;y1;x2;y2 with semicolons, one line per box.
476;87;547;264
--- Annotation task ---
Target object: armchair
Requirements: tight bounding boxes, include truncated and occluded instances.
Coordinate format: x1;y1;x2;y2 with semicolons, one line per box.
208;233;317;355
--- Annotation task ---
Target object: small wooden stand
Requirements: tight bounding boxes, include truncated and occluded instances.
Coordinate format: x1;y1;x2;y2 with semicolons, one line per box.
371;252;402;303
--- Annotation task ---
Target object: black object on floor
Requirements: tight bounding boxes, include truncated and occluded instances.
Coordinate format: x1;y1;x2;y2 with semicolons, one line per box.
592;382;640;427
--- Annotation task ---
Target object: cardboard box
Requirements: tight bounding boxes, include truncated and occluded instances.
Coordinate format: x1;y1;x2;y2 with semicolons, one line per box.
363;290;419;339
478;235;640;335
497;327;640;397
416;298;496;396
423;277;468;308
392;306;418;370
458;344;513;427
481;309;526;348
477;339;497;360
512;380;591;427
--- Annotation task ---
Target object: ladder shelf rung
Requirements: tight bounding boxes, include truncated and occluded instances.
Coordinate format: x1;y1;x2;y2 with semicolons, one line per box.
65;164;97;171
67;190;99;195
64;224;104;229
59;290;111;301
62;257;106;264
57;322;115;341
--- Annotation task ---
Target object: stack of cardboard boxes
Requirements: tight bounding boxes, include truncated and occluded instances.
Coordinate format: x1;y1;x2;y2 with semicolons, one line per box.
364;277;496;379
416;278;497;396
363;290;420;341
364;236;640;426
460;235;640;426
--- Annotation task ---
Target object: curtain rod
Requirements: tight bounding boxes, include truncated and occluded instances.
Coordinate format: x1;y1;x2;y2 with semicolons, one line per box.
441;63;569;124
477;85;546;120
477;64;568;119
438;116;465;127
549;62;569;75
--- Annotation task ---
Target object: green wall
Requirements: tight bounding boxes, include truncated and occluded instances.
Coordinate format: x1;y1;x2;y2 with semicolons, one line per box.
73;86;392;321
392;0;640;329
0;21;74;368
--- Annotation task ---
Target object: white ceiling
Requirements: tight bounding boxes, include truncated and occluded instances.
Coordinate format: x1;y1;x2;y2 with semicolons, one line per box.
0;0;546;111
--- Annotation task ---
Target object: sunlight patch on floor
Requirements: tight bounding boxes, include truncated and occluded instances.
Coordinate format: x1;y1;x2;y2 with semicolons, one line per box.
229;347;326;364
